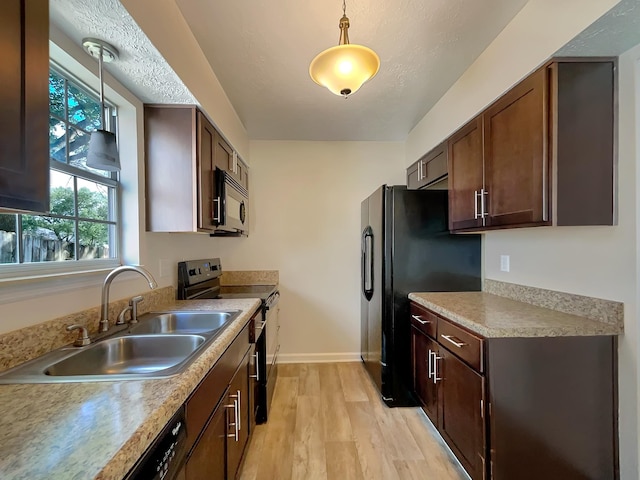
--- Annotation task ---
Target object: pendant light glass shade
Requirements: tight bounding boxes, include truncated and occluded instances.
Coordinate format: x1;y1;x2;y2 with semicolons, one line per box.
309;2;380;98
309;44;380;97
82;38;121;172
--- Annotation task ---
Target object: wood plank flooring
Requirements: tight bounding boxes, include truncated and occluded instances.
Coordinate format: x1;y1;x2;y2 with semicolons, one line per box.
239;362;468;480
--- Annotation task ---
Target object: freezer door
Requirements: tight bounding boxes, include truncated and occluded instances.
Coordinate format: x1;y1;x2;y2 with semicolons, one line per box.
360;198;369;363
364;186;385;394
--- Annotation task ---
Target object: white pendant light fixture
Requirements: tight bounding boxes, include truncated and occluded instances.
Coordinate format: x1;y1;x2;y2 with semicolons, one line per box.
309;0;380;98
82;38;121;172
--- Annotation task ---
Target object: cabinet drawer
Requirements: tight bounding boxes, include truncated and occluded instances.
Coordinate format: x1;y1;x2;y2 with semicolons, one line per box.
410;303;437;339
438;318;484;373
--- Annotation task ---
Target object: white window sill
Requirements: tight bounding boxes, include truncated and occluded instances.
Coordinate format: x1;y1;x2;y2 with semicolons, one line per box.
0;260;121;304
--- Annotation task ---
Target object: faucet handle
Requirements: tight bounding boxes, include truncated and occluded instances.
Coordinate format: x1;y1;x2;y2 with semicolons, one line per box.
66;324;91;347
129;295;144;324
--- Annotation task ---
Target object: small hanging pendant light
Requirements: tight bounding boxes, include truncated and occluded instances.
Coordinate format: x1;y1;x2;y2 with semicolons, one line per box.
82;38;121;172
309;0;380;98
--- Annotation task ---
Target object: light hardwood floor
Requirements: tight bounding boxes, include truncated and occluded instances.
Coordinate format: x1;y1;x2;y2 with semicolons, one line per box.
238;362;468;480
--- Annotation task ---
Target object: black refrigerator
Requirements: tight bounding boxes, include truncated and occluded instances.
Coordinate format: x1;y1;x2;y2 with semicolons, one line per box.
360;186;481;406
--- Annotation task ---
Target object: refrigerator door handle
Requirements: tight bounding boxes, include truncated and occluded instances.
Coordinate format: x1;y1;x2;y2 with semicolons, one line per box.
362;226;374;300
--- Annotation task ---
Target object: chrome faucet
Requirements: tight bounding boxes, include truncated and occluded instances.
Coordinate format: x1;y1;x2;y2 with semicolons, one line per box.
99;265;158;332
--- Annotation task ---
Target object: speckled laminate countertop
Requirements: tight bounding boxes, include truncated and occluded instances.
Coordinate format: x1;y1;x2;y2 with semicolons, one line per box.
409;292;622;338
0;298;261;480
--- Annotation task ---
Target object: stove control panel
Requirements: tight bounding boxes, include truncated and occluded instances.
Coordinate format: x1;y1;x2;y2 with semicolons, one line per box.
178;258;222;288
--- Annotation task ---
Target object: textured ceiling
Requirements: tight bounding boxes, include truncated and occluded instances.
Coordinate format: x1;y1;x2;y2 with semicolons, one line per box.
50;1;640;143
557;0;640;56
174;0;529;141
49;0;528;142
49;0;196;104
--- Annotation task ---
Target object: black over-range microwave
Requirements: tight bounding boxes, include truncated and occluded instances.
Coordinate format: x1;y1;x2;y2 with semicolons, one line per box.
212;167;248;236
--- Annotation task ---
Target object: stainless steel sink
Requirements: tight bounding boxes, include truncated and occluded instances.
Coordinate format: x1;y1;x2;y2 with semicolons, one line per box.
45;335;205;376
129;310;239;335
0;309;241;384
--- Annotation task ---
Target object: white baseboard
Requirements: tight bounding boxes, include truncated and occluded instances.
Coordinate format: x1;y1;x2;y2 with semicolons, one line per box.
277;352;361;364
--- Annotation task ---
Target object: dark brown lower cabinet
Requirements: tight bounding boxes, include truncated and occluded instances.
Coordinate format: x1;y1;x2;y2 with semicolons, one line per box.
227;350;250;480
184;317;255;480
439;349;485;480
411;326;438;424
185;394;227;479
410;301;618;480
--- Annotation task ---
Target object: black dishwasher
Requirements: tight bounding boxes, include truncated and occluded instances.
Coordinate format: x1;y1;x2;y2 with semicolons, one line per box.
124;406;187;480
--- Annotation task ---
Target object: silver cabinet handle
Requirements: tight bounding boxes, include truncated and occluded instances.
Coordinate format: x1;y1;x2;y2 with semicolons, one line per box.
250;352;260;381
441;334;467;348
213;197;221;222
474;190;480;219
481;188;488;219
236;389;241;431
411;314;430;325
227;394;239;441
431;351;442;384
427;348;433;379
418;160;423;181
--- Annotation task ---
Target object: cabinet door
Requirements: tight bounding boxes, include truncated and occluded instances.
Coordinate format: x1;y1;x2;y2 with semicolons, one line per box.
236;157;249;190
411;327;439;425
197;112;216;231
483;67;548;227
227;350;251;480
0;0;49;213
406;160;420;189
419;142;448;189
439;349;486;480
214;132;236;177
185;391;228;480
447;117;484;231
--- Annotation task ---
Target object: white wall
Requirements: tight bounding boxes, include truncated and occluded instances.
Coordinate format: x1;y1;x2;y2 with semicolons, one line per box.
144;141;406;361
119;0;250;160
405;0;637;477
405;0;619;163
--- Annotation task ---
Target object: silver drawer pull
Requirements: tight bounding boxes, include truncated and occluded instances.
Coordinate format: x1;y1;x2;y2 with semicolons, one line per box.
411;314;430;325
441;334;467;348
431;351;442;384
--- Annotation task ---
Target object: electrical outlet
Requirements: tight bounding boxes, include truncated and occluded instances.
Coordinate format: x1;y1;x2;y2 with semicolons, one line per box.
159;258;171;278
500;255;510;273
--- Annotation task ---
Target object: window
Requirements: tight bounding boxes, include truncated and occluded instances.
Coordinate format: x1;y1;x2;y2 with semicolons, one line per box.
0;66;119;266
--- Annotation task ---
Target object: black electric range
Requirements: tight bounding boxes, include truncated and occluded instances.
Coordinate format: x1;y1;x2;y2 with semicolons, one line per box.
177;258;278;306
177;258;279;424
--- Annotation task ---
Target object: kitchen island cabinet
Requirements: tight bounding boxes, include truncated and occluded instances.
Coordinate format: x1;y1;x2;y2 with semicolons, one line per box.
410;293;619;480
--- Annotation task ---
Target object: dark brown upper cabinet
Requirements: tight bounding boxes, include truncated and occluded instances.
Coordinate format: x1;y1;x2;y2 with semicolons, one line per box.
0;0;49;213
145;105;248;232
407;141;448;190
447;59;615;232
448;117;484;231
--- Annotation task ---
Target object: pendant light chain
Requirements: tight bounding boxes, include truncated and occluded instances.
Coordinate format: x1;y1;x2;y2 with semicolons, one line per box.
343;0;346;16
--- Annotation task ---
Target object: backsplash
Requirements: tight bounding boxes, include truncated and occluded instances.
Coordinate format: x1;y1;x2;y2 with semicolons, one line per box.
221;270;279;286
484;279;623;327
0;286;175;373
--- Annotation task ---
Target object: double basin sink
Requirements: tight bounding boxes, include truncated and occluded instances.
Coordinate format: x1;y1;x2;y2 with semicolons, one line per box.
0;310;240;383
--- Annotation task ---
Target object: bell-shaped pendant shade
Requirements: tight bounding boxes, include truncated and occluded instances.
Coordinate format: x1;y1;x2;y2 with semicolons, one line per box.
82;38;121;172
309;44;380;97
86;130;121;171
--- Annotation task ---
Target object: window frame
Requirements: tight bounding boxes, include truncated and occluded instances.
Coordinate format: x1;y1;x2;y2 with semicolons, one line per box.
0;62;122;279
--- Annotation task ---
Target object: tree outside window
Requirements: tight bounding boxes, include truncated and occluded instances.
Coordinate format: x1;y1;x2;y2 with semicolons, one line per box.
0;67;118;265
